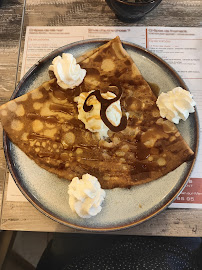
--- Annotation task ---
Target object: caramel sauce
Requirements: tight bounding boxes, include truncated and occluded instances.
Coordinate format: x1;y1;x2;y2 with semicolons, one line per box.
83;86;127;132
124;59;131;66
28;133;47;140
49;104;74;115
147;81;160;97
52;89;67;100
27;113;58;124
136;141;151;160
73;144;98;150
85;68;100;76
38;152;55;158
125;96;143;111
50;81;75;103
93;55;103;62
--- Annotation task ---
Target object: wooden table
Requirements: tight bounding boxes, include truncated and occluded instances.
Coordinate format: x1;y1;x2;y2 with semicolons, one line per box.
0;0;202;236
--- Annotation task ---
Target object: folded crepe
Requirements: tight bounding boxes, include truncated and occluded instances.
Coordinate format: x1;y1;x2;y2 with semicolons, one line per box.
0;37;194;189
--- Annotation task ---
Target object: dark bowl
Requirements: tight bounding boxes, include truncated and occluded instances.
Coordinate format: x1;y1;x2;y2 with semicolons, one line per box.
106;0;162;22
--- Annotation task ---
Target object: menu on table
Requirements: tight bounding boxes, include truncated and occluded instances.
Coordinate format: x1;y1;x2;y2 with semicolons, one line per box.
6;26;202;209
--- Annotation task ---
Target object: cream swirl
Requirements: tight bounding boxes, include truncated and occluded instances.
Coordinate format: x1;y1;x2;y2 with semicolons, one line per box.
75;91;122;139
68;174;106;219
156;87;196;124
49;53;86;89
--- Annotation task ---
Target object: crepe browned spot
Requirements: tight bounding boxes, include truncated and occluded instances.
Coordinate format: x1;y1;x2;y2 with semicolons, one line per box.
0;37;194;189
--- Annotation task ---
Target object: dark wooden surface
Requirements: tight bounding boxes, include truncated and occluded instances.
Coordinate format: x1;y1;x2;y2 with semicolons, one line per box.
0;0;202;235
24;0;202;27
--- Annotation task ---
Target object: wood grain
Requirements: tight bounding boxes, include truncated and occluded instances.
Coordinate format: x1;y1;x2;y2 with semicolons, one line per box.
0;0;202;235
24;0;202;28
0;0;24;226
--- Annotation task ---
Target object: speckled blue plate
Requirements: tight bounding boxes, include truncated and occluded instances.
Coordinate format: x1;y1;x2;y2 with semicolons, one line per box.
4;39;199;232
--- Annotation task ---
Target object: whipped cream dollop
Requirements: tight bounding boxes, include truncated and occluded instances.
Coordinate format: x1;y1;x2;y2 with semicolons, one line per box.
49;53;86;89
75;91;122;139
68;174;106;218
156;87;196;124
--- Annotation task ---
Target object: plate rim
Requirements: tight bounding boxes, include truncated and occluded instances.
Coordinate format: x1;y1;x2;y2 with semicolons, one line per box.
3;38;200;232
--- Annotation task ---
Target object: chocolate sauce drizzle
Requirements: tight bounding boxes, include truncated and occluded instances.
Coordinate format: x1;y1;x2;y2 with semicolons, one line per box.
83;85;127;132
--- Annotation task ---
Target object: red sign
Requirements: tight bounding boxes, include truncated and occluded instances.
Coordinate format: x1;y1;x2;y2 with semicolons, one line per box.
174;178;202;204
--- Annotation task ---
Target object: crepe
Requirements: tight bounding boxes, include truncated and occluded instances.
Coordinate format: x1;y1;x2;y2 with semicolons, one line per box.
0;37;194;189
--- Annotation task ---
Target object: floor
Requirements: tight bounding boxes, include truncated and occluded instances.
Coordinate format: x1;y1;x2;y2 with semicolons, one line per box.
2;231;52;270
1;232;202;269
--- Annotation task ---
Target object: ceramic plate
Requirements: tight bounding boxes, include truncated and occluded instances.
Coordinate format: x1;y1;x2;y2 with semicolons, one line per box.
4;39;199;231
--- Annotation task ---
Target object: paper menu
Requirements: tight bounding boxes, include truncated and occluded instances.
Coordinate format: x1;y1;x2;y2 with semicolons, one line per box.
7;26;202;208
7;173;27;202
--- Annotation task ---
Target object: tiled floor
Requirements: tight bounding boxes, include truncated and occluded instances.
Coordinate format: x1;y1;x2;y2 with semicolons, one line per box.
3;231;52;269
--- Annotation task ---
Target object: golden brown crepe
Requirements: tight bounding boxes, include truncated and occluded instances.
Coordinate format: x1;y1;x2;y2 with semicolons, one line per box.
0;37;194;189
